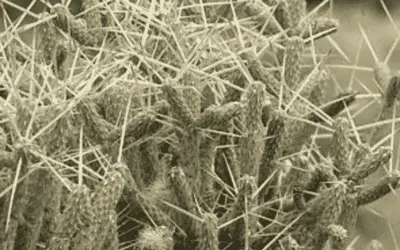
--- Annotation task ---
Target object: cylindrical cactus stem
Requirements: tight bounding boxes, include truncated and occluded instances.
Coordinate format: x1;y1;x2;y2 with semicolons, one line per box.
0;160;31;249
302;17;339;43
159;153;173;182
367;75;400;143
73;163;125;250
352;143;372;168
91;163;125;218
70;225;97;250
306;180;348;217
221;72;247;104
180;72;201;117
194;102;243;130
239;51;280;98
258;110;285;199
280;156;312;208
346;147;391;183
76;99;113;145
107;100;169;143
123;146;146;189
38;105;75;154
220;175;257;249
16;169;59;250
166;166;199;240
162;77;205;189
36;12;58;65
241;81;267;133
281;155;314;193
214;125;241;187
356;172;400;206
238;81;266;179
262;100;273;126
0;126;7;151
290;155;314;189
304;68;329;107
90;211;119;250
243;0;281;36
161;82;195;127
100;211;119;250
162;83;202;183
137;140;162;186
280;112;318;156
41;174;63;248
274;0;306;32
96;82;135;125
380;75;400;113
178;129;201;190
329;117;351;176
194;213;219;250
331;194;358;249
49;183;94;246
50;4;102;47
305;160;338;196
135;225;174;250
279;36;304;89
304;181;350;249
198;137;218;206
167;166;195;213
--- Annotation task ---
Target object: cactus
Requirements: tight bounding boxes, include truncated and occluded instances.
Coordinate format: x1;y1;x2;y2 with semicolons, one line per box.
0;0;399;249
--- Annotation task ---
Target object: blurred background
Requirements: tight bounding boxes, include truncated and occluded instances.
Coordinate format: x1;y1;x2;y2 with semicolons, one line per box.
2;0;400;249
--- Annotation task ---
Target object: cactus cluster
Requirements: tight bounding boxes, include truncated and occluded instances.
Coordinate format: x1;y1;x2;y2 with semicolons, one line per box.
0;0;399;249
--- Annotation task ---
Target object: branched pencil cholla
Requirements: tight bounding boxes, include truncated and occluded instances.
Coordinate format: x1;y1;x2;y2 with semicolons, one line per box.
0;0;399;250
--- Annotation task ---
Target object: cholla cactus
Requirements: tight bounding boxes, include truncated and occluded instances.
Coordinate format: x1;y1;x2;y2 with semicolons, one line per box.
0;0;399;250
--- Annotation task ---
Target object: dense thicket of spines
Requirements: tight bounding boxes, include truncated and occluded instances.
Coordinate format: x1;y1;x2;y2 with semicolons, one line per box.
0;0;398;249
